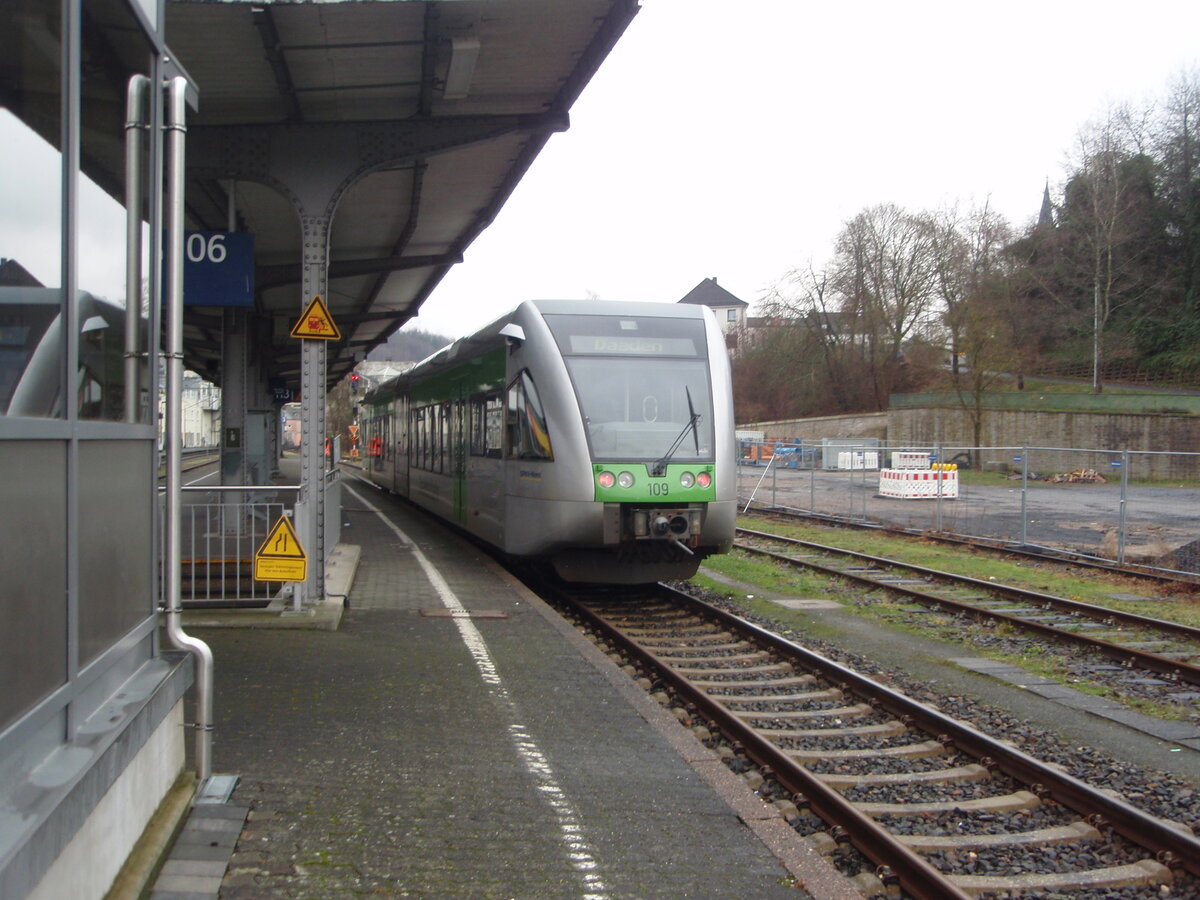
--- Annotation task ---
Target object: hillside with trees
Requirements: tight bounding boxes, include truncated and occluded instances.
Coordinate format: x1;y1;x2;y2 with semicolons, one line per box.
733;70;1200;424
368;327;453;364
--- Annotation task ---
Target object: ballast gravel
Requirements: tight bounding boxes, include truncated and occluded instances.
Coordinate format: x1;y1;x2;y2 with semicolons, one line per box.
655;583;1200;899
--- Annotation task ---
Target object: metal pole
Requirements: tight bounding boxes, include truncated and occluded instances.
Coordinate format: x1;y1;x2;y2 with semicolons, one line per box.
809;445;815;513
743;450;775;514
163;76;214;781
123;75;148;423
1117;449;1129;564
771;450;777;508
1020;446;1029;547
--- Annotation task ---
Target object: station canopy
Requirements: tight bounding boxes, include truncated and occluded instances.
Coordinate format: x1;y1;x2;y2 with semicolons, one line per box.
163;0;638;392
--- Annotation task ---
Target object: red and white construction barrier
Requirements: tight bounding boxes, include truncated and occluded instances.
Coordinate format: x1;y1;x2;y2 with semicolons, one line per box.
891;451;932;469
878;468;958;499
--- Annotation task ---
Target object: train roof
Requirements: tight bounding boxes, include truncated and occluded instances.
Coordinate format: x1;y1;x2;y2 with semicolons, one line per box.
361;299;711;402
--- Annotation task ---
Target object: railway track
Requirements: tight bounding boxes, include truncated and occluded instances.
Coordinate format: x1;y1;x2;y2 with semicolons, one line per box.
548;582;1200;899
734;527;1200;702
739;505;1198;588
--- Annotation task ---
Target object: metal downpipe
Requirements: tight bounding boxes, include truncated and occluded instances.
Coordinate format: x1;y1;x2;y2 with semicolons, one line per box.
124;74;148;423
163;76;214;780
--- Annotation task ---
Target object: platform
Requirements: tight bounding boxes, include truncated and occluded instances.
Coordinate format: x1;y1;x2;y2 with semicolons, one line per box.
148;473;856;899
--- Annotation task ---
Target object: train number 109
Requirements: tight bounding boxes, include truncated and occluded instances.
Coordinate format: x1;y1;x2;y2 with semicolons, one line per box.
649;482;670;496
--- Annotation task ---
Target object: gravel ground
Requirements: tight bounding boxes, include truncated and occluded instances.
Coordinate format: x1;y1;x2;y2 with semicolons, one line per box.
865;596;1200;720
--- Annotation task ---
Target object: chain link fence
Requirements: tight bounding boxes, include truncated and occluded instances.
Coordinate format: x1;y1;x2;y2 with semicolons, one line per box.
737;440;1200;579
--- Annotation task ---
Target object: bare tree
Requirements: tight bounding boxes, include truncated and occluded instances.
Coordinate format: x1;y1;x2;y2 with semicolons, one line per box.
930;202;1019;451
830;204;941;408
1064;105;1162;391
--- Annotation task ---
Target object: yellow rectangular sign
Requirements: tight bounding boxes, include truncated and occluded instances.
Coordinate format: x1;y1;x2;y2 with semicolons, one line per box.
254;556;307;582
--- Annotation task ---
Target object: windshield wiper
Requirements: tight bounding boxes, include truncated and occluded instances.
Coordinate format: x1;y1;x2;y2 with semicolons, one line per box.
650;387;700;477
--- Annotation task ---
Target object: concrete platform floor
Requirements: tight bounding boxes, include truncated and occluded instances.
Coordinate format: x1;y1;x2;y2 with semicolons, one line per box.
153;479;858;899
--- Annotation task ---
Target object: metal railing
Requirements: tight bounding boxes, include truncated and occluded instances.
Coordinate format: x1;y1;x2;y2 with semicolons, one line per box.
739;441;1200;580
161;462;345;607
173;484;300;606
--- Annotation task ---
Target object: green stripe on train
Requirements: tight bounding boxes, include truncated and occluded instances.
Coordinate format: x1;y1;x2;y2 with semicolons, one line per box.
407;346;507;404
591;463;716;503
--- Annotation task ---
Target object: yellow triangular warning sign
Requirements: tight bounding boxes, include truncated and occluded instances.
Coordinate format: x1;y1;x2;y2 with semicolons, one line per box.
256;515;306;559
290;295;341;341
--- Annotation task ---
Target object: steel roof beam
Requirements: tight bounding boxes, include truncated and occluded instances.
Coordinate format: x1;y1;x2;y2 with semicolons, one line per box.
257;251;462;291
251;5;303;124
188;112;568;178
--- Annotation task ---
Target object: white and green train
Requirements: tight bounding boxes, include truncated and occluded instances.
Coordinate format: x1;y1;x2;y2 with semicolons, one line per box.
361;300;736;583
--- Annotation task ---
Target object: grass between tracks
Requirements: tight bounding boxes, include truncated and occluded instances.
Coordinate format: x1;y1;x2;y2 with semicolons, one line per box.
734;515;1200;628
692;526;1199;722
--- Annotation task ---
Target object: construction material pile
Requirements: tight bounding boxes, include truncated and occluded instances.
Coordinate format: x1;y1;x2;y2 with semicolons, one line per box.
1048;468;1108;484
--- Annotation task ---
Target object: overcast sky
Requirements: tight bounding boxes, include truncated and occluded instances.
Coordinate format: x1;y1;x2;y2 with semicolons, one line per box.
405;0;1200;340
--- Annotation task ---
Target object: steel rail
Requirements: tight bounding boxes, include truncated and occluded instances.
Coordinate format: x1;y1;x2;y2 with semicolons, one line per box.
733;534;1200;688
738;527;1200;643
647;583;1200;878
739;504;1200;587
557;585;973;900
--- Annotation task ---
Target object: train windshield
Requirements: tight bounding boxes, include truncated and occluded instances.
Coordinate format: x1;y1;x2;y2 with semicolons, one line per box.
545;314;714;462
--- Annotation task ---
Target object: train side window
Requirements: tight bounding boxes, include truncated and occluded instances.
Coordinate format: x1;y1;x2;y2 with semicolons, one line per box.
468;394;502;458
469;396;484;456
440;402;451;472
506;370;553;460
408;408;417;467
485;393;503;459
411;407;425;470
395;397;407;456
432;404;442;472
431;404;440;472
426;406;435;470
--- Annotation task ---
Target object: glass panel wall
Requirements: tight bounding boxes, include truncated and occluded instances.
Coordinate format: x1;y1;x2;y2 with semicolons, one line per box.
0;1;63;419
0;0;160;732
79;0;153;422
0;441;66;731
79;440;153;665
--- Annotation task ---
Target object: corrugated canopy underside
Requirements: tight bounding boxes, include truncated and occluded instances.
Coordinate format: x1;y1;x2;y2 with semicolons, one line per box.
163;0;638;390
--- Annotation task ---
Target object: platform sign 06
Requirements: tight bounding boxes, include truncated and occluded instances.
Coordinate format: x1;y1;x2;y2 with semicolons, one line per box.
182;231;254;307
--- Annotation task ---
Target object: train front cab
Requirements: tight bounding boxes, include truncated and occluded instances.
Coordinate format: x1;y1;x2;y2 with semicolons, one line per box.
502;301;736;583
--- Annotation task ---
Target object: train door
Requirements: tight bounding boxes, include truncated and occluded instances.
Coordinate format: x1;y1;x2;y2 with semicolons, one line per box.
395;395;409;497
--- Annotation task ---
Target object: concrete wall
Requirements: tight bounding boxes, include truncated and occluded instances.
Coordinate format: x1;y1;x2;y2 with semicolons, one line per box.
28;701;185;900
3;657;191;900
741;407;1200;480
747;412;888;442
889;407;1199;480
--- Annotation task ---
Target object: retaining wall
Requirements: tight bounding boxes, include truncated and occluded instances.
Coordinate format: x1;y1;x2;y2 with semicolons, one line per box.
740;407;1200;480
749;412;888;442
887;407;1200;479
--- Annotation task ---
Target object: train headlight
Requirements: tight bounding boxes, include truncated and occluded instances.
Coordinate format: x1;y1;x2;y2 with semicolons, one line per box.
617;471;635;489
679;472;695;488
696;471;711;489
597;471;615;489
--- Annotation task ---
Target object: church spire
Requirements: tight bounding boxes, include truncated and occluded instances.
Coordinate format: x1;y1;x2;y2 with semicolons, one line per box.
1037;180;1054;228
